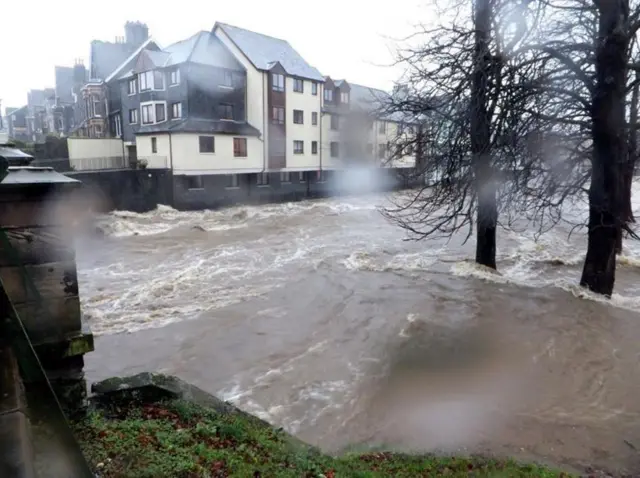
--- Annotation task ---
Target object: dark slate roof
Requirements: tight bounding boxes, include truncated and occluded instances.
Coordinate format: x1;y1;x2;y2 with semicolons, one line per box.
1;167;79;185
136;118;261;136
55;66;75;104
0;146;34;166
163;31;243;70
215;23;324;81
349;83;415;123
90;40;139;80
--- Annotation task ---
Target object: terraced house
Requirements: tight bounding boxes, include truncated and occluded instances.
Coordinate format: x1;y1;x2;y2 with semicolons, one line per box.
67;22;417;209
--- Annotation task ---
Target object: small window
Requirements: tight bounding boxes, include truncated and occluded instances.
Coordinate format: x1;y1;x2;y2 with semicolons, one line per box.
153;70;164;90
155;103;166;122
379;121;386;134
341;92;349;104
298;172;306;183
293;140;304;154
311;112;318;125
324;88;333;102
293;110;304;124
185;175;203;190
227;174;239;188
222;71;233;87
129;108;138;124
199;136;215;153
151;137;157;153
280;171;291;183
378;143;386;158
330;142;339;158
257;172;270;186
330;114;339;130
220;104;234;120
272;73;285;92
127;78;136;95
233;137;247;157
170;69;180;85
293;78;304;93
139;71;152;91
312;82;318;95
171;102;182;119
311;141;318;154
272;107;285;124
141;104;153;124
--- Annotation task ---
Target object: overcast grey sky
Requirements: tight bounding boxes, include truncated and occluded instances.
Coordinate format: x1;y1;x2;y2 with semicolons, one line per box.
0;0;429;111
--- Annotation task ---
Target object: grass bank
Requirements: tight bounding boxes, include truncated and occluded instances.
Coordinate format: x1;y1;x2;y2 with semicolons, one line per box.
72;398;572;477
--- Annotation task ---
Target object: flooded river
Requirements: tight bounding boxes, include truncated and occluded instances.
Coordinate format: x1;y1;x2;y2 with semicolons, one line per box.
76;188;640;474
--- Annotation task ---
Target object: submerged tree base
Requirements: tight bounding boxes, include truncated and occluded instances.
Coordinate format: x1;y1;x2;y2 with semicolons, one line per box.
72;398;574;477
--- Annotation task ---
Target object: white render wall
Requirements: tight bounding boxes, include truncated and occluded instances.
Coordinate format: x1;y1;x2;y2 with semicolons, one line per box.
67;138;127;170
136;135;171;169
285;77;322;170
168;133;263;174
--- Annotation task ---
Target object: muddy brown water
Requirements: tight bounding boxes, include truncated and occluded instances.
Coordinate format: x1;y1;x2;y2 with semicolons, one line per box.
76;192;640;474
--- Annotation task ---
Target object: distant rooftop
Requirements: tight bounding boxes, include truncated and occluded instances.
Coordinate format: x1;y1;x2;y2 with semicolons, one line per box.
215;23;324;82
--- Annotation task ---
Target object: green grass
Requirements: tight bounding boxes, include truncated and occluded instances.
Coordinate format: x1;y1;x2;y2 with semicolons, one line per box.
72;399;574;477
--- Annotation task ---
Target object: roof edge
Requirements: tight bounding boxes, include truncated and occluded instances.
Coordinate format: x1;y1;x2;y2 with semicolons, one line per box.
105;37;159;83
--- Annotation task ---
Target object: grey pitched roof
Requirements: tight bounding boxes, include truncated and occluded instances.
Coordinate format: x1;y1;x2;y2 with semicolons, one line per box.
0;146;33;165
136;118;261;136
164;31;243;70
349;83;415;122
1;167;79;185
215;23;324;81
90;40;139;80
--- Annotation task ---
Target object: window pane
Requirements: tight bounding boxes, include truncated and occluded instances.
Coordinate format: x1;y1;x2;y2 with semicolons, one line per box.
153;71;164;89
312;141;318;154
199;136;215;153
234;138;247;157
155;103;165;122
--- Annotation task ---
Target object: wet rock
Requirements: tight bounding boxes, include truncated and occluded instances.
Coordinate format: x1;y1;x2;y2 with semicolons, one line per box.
191;225;207;232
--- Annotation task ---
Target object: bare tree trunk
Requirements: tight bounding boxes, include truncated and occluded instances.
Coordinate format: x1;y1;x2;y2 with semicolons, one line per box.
625;71;638;223
581;0;629;296
471;0;497;269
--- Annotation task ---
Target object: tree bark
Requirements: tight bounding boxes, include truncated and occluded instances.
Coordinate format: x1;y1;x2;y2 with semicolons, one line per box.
471;0;497;269
581;0;629;296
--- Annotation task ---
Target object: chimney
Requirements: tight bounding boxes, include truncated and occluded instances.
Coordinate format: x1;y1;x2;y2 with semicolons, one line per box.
73;59;87;85
125;21;149;47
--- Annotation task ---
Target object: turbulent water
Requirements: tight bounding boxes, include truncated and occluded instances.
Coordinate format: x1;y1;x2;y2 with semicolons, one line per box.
77;186;640;474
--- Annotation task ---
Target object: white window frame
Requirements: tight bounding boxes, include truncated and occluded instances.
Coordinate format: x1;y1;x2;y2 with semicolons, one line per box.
199;135;215;154
129;108;138;124
222;71;234;88
169;69;180;86
139;70;165;92
293;78;304;93
324;89;333;102
114;115;122;137
127;78;137;95
140;101;167;125
272;73;285;92
171;102;182;120
341;92;349;104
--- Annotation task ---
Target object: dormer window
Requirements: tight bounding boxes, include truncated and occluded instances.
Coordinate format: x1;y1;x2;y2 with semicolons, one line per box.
272;73;285;92
170;68;180;86
324;89;334;102
341;92;349;104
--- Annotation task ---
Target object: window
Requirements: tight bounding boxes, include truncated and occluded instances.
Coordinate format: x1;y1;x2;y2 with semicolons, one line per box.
257;172;270;186
139;71;152;91
129;108;138;124
155;103;166;122
312;112;318;125
222;71;233;87
115;115;122;137
280;172;291;183
379;121;386;134
199;136;215;153
272;107;285;124
341;92;349;104
128;78;136;95
151;137;158;153
141;104;153;124
311;141;318;154
171;102;182;119
233;138;247;157
170;69;180;85
272;73;285;92
293;78;304;93
227;174;239;188
220;103;234;120
293;110;304;124
330;142;339;158
293;140;304;154
324;88;333;102
312;82;318;95
378;143;386;158
330;114;339;130
153;70;164;90
185;175;203;190
298;172;306;183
